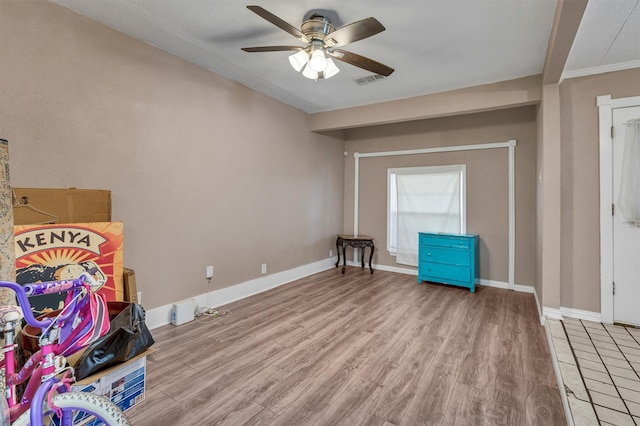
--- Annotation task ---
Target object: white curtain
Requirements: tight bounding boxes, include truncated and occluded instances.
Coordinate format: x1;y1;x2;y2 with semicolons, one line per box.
395;170;462;266
618;118;640;226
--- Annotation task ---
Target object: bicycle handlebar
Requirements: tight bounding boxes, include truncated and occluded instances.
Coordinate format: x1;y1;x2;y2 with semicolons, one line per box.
0;273;95;330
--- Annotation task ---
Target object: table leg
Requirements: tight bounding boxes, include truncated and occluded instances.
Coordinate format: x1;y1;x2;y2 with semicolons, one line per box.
335;238;341;268
341;244;347;274
360;247;365;268
368;243;374;274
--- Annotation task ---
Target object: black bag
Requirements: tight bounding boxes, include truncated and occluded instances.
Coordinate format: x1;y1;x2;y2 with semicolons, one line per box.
74;302;154;380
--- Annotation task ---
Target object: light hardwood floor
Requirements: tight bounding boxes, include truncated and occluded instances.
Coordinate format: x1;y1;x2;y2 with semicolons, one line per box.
127;268;566;425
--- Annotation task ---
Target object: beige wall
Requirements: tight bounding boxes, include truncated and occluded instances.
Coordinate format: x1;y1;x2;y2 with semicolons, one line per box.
0;0;345;310
343;107;538;286
540;84;563;311
5;1;640;316
559;68;640;312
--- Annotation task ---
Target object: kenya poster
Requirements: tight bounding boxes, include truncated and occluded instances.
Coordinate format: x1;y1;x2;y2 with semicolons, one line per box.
14;222;124;315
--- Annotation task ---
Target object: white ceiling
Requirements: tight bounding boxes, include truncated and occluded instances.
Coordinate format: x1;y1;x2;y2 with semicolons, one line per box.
50;0;640;114
565;0;640;74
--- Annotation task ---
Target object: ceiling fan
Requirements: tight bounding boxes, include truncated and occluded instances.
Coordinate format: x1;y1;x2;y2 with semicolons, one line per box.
241;5;394;80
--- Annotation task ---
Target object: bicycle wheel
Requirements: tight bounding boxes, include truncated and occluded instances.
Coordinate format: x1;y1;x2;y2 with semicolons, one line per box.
13;391;130;426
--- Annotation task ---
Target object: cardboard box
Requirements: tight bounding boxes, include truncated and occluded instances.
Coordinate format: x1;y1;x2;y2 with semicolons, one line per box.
12;187;111;225
71;351;150;425
123;268;139;304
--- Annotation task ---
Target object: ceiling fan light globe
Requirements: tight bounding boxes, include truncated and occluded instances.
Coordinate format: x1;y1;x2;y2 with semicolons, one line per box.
308;49;327;72
301;64;318;80
288;50;308;72
323;58;340;79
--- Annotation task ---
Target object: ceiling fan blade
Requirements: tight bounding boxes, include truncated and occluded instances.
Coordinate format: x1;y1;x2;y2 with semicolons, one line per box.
242;46;303;53
247;6;310;44
324;18;385;48
329;49;394;77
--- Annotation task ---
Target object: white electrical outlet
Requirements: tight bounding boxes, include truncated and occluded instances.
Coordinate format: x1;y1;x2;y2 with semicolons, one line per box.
329;249;333;258
206;265;214;279
261;263;267;274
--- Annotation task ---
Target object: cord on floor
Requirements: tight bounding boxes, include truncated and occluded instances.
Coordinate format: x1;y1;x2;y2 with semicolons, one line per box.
195;307;230;319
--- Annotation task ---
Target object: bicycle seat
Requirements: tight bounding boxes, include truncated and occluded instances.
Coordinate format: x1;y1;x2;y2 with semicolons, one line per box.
0;304;23;327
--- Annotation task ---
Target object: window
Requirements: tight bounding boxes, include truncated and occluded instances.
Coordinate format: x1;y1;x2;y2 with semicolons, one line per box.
387;165;466;266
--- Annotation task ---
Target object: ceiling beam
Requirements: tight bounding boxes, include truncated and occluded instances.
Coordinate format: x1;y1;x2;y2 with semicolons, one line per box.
543;0;589;85
309;75;542;132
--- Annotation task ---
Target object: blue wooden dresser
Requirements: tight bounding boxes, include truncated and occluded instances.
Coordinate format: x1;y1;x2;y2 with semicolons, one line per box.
418;232;479;292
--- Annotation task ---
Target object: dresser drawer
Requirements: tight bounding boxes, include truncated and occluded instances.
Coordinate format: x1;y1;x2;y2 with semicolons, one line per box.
420;247;471;267
419;234;471;250
420;261;471;284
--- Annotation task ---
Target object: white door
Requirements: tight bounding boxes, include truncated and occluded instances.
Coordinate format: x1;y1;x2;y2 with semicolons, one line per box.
612;105;640;326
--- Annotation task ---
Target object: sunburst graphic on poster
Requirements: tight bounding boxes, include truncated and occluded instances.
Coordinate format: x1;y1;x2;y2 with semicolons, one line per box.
14;222;124;315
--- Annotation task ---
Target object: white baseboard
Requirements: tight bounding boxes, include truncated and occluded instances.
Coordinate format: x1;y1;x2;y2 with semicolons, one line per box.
514;284;535;294
345;260;417;276
477;278;508;289
540;306;602;323
476;278;534;293
560;307;601;323
530;286;543;324
543;307;563;320
146;257;337;330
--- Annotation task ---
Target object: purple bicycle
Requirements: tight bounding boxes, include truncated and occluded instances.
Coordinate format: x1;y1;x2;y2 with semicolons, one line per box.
0;272;130;425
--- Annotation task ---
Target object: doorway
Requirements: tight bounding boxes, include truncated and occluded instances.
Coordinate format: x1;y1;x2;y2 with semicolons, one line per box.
598;95;640;325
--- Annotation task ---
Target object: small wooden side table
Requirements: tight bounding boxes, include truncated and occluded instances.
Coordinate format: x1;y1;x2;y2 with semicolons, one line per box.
335;234;374;274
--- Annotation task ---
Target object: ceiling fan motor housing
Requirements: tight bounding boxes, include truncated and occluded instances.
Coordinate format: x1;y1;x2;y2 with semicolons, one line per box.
301;15;335;42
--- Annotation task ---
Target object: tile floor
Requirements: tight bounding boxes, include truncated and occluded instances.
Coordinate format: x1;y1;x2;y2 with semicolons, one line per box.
548;318;640;425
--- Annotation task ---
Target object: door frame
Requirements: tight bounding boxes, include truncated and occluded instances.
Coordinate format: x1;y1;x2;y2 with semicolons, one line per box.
597;94;640;324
